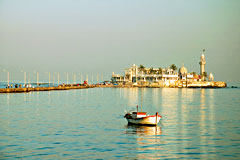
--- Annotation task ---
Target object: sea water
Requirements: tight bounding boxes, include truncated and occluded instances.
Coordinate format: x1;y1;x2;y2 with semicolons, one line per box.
0;87;240;159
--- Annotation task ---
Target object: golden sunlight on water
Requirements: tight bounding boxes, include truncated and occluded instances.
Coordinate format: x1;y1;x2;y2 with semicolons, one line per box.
0;88;239;159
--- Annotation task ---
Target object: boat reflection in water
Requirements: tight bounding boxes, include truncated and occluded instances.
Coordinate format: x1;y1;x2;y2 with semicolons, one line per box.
125;124;162;136
125;124;163;159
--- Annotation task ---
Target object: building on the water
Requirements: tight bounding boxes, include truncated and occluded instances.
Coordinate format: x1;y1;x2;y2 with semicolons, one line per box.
112;50;215;87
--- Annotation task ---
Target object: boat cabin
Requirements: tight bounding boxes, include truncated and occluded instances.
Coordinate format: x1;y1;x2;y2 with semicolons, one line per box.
132;112;147;118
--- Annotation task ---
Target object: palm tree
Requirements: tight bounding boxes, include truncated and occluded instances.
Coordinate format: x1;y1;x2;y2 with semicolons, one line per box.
152;69;157;74
139;65;145;71
139;65;146;78
170;64;177;71
149;67;154;74
191;72;197;76
125;73;130;80
202;72;207;81
158;67;162;74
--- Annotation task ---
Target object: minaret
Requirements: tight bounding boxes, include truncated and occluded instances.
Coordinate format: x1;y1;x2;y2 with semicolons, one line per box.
199;49;206;76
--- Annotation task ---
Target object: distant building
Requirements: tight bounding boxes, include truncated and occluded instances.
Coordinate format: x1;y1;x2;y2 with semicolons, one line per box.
179;64;194;80
112;64;193;85
112;64;178;84
112;50;214;85
199;49;206;77
209;73;214;81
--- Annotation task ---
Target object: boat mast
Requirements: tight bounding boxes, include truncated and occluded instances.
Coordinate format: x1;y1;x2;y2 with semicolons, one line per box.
141;89;143;112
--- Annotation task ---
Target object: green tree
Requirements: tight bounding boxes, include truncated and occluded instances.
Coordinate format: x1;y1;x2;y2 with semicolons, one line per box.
152;70;157;74
170;64;177;71
139;65;145;73
202;72;208;80
191;72;197;76
158;67;163;74
149;67;154;74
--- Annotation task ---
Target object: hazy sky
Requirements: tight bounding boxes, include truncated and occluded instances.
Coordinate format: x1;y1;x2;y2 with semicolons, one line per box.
0;0;239;82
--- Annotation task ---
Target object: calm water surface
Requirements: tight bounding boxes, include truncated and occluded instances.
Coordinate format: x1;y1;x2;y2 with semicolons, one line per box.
0;88;240;159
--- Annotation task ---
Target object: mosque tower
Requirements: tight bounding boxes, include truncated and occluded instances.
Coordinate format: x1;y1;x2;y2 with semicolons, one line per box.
199;49;206;76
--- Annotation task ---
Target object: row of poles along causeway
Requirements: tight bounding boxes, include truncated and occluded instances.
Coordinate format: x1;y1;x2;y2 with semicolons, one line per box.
0;70;107;87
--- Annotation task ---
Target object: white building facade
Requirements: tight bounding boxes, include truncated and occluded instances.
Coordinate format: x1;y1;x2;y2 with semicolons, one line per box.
112;51;214;86
112;64;190;85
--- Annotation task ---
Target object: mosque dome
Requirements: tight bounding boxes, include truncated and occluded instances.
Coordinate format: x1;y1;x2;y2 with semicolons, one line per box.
179;65;188;75
209;73;214;81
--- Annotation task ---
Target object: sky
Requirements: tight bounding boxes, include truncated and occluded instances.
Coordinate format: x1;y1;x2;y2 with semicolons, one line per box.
0;0;240;82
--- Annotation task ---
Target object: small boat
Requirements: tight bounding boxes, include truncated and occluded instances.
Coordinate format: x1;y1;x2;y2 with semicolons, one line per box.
124;105;162;126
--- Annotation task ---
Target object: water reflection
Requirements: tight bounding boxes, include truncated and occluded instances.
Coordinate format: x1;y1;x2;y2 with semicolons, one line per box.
200;89;206;137
125;124;162;136
1;87;238;159
7;93;10;105
122;88;139;107
125;124;163;159
121;88;219;158
152;88;159;109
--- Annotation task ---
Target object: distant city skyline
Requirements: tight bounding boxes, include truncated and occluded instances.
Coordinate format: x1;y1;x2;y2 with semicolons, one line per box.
0;0;240;82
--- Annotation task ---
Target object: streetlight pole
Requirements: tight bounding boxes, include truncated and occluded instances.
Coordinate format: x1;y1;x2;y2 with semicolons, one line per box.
81;74;83;84
49;72;51;87
24;72;26;86
37;72;39;87
72;73;74;84
58;73;60;86
67;73;68;84
74;73;76;84
28;72;31;87
52;73;54;87
7;71;9;87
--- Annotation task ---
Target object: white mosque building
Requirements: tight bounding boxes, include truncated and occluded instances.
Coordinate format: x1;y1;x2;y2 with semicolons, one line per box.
112;50;214;85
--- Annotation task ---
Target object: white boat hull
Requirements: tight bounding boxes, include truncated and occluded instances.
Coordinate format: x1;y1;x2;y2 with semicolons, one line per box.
126;115;161;126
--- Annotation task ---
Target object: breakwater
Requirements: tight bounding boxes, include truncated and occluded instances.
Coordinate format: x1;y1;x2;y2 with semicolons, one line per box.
186;81;227;88
0;85;95;93
0;81;227;93
129;81;227;88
